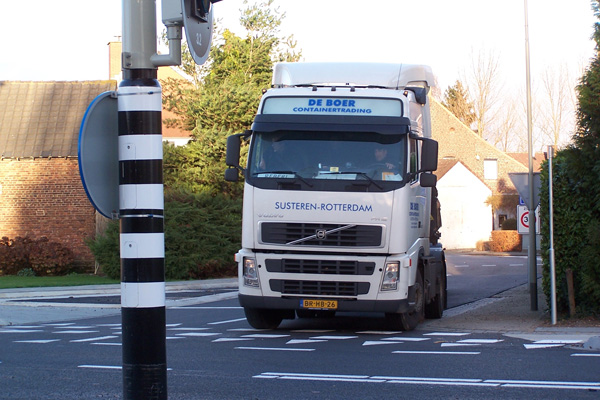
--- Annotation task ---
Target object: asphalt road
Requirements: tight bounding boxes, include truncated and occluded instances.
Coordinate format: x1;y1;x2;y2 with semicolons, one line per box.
445;252;540;307
1;296;599;399
1;253;598;399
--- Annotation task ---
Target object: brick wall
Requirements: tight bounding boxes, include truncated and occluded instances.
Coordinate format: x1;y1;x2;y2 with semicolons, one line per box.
0;158;96;269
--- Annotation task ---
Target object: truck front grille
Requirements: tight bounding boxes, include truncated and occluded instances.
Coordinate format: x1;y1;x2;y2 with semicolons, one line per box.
265;259;375;275
270;280;370;296
261;223;382;247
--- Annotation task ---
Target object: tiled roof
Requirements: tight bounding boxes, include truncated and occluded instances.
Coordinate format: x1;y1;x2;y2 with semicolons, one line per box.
0;80;117;158
431;99;528;195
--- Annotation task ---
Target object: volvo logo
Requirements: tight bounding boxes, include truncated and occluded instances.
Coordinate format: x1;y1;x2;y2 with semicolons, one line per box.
315;229;327;240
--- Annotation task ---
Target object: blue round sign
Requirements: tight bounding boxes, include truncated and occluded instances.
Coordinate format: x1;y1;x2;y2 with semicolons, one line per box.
78;91;119;219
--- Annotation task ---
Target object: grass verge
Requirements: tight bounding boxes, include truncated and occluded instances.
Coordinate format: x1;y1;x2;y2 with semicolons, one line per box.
0;274;119;289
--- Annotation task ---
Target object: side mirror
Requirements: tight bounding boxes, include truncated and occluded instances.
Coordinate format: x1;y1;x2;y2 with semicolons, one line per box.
226;134;242;168
419;138;438;172
224;167;239;182
225;130;251;182
420;172;437;188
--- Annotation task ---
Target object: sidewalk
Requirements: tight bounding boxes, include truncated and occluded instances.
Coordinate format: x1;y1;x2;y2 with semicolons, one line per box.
0;278;238;326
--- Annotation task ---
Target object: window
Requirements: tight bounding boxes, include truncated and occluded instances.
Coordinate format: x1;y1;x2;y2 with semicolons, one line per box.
484;159;498;180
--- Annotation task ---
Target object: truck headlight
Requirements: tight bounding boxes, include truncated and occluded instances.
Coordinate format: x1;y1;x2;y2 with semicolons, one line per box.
243;257;259;287
381;262;399;291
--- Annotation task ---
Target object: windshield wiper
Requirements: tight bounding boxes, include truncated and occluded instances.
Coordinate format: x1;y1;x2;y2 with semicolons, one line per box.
263;170;314;187
325;171;384;190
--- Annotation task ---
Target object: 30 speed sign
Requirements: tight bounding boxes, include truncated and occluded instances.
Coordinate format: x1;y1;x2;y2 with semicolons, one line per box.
517;205;540;234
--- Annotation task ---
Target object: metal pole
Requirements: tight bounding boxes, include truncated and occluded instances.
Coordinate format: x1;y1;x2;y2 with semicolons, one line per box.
120;0;167;398
548;145;557;324
524;0;538;311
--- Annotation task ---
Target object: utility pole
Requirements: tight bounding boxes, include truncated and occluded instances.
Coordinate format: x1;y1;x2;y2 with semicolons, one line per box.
524;0;538;311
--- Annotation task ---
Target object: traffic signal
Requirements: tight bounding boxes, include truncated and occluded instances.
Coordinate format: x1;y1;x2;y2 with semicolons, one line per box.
193;0;222;22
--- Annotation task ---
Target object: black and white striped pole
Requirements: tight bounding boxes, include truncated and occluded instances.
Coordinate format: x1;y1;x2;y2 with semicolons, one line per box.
118;0;216;398
119;0;180;398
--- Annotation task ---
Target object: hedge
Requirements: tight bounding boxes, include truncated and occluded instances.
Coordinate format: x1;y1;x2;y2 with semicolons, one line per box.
88;190;241;280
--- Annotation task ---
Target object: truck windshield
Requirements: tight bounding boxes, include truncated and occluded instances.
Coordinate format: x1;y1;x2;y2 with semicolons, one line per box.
247;131;407;190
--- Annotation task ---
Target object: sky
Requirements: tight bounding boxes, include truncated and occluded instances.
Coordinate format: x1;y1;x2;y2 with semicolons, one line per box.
0;0;595;93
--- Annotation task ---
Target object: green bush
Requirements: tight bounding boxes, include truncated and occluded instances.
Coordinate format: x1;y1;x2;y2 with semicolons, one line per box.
86;221;121;279
540;149;600;315
87;190;241;280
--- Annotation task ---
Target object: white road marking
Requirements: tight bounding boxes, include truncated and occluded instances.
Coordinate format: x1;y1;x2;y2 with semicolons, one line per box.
509;264;524;267
212;338;254;343
52;330;99;334
236;347;315;352
79;365;173;371
533;339;583;344
424;332;470;336
208;318;247;325
363;341;401;346
242;334;290;339
524;344;565;349
571;353;600;357
91;343;121;346
79;365;122;370
381;337;429;342
441;343;481;348
176;332;221;337
13;339;61;344
287;339;328;345
255;372;600;390
0;329;44;333
70;336;118;343
309;336;358;340
458;339;503;344
393;350;480;355
356;331;402;335
168;327;210;331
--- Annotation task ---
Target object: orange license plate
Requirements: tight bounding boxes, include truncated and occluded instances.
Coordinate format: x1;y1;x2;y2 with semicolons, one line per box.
300;299;338;310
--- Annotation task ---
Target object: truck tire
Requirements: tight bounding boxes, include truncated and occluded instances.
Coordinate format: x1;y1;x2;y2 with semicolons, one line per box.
425;271;445;319
244;307;283;329
385;269;424;331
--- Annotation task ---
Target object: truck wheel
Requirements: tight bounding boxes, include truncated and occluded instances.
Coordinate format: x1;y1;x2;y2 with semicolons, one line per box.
425;271;445;319
385;270;424;331
244;307;283;329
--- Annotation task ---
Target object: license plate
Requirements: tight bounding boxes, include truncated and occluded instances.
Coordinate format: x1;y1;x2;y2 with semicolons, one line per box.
300;299;338;310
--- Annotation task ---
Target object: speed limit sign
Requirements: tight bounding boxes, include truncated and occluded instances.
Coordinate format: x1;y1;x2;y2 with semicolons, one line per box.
517;205;540;234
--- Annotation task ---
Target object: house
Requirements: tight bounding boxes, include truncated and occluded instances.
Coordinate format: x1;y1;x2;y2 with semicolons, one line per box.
430;99;528;249
0;80;117;268
0;44;195;271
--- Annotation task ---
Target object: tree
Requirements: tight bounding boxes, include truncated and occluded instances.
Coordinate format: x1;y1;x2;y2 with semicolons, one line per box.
162;0;301;196
464;49;503;139
442;80;476;128
540;65;573;147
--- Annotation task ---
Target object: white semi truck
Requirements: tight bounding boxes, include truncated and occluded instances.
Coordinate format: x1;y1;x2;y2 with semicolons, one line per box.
225;62;446;331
